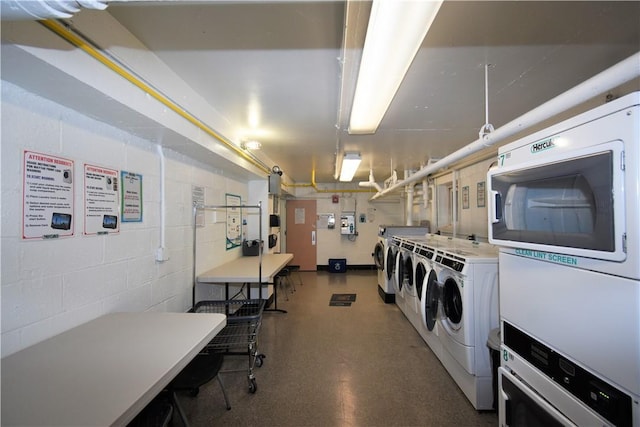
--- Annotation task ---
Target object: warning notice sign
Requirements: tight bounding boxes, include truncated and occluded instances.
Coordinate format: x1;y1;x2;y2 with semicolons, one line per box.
84;164;120;235
23;150;75;240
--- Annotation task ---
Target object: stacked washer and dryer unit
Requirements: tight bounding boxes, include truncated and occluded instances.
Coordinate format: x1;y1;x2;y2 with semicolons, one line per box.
375;226;429;304
488;92;640;426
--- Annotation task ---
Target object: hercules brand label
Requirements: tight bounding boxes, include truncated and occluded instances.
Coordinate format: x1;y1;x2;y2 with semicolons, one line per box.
530;138;555;153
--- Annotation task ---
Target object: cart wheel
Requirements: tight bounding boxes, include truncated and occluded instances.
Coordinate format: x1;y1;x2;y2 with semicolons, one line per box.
249;378;258;394
255;354;265;367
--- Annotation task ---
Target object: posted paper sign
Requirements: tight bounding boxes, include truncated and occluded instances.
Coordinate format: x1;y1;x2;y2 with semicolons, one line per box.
121;171;143;222
84;164;120;235
23;150;75;239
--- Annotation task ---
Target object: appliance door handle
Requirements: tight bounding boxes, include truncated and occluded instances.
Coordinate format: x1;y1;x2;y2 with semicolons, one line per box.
311;230;316;246
490;190;502;224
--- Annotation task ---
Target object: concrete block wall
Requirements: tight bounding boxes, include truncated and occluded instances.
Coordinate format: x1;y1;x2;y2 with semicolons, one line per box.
1;82;247;357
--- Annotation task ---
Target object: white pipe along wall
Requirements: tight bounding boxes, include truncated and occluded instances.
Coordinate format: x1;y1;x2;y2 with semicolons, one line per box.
370;51;640;200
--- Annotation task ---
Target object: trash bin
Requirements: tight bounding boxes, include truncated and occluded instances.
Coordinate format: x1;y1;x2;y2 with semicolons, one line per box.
328;258;347;273
486;327;501;411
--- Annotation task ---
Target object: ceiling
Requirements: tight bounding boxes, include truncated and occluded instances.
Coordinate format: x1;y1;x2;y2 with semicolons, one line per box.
5;1;640;185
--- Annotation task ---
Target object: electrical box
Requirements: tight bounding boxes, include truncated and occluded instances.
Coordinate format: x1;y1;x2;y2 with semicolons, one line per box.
340;213;355;235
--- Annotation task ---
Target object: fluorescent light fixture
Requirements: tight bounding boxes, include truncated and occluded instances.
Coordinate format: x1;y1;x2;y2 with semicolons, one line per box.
339;152;362;182
242;140;262;150
348;0;443;134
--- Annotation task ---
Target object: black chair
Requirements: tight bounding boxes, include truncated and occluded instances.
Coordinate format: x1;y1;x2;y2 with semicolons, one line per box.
127;393;173;427
169;352;230;426
288;265;303;288
275;268;294;299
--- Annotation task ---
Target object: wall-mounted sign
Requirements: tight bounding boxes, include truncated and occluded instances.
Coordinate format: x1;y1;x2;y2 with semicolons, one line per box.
477;181;486;208
84;164;120;235
121;171;143;223
23;150;75;239
462;185;470;210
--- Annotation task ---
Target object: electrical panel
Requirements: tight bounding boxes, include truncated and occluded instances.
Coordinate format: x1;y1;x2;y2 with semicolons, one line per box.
340;213;355;235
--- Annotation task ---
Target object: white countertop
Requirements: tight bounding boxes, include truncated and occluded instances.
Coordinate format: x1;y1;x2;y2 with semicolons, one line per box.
1;311;226;426
197;253;294;283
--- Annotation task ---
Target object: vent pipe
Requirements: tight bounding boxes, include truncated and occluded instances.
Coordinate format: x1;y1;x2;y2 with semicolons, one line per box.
371;51;640;200
0;0;107;20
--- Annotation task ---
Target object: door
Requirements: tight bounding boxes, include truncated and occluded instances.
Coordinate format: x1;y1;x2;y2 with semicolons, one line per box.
488;140;625;260
286;199;317;271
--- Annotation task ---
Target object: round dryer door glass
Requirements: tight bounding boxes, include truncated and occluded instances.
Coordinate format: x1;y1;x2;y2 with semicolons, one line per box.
443;278;463;325
424;270;439;331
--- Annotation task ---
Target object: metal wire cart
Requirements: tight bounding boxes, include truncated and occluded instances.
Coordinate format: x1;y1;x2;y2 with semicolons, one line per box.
193;299;266;393
191;202;268;394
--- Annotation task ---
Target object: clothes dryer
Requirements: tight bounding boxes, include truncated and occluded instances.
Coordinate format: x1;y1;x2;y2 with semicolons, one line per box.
433;241;499;410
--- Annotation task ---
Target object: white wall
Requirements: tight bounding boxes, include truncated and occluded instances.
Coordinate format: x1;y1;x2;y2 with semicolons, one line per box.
432;158;495;240
289;186;404;267
1;82;249;356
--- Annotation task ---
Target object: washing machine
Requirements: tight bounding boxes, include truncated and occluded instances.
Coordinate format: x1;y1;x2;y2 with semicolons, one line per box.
373;238;386;300
376;226;429;303
392;237;415;317
412;239;443;359
433;240;499;410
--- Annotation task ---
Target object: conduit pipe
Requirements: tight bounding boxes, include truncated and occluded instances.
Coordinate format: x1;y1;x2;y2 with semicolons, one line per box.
370;51;640;200
406;184;415;226
156;145;168;262
358;170;383;192
0;0;107;20
40;19;271;177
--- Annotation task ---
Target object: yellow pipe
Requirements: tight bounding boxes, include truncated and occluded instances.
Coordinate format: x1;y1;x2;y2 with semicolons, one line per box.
39;19;270;176
40;20;377;194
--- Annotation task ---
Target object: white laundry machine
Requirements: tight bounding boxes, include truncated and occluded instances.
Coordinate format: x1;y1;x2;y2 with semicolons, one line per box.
373;237;386;300
412;239;442;359
376;226;429;303
393;237;416;318
433;241;499;410
487;92;640;425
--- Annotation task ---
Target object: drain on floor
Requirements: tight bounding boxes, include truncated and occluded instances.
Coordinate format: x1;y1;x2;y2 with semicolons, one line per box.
329;294;356;306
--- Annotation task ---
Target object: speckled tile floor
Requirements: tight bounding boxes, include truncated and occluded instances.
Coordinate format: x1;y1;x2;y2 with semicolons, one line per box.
177;270;498;426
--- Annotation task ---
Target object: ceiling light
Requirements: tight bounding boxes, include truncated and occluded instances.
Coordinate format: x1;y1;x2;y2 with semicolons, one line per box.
348;0;443;134
339;153;362;182
242;140;262;150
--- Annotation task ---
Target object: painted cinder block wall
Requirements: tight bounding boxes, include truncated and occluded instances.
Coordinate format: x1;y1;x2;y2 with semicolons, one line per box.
1;82;248;357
